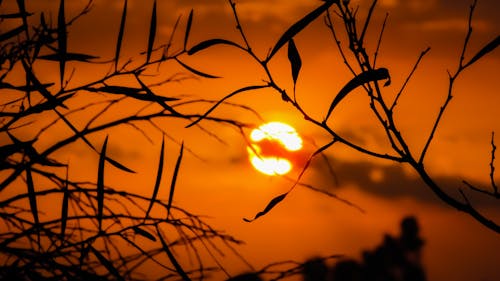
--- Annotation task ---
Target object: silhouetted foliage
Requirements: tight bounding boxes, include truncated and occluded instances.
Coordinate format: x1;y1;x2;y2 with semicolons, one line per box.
1;0;498;280
0;0;251;279
187;0;499;232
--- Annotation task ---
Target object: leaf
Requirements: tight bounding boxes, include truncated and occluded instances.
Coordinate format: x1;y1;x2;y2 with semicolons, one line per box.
115;0;127;70
144;136;165;220
136;77;182;115
167;142;183;217
156;226;191;281
91;85;178;102
287;38;302;88
57;0;66;86
465;35;499;68
146;0;157;63
97;136;108;233
243;193;288;222
133;226;157;242
60;167;69;240
175;57;219;78
0;25;24;41
21;59;68;109
186;84;268;128
38;52;99;62
267;1;334;60
325;68;390;121
187;38;241;55
25;165;39;228
184;9;193;50
90;246;125;281
105;156;135;173
0;12;32;19
15;0;29;38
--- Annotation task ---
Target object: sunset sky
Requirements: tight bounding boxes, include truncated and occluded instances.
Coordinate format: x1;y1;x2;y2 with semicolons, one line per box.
2;0;500;280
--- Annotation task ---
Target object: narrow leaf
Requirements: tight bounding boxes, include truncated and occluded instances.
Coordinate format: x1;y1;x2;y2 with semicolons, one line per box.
184;9;193;50
38;52;99;62
136;77;182;115
156;226;191;281
105;156;135;173
144;136;165;220
133;226;157;241
93;86;179;101
25;165;39;228
167;142;183;217
146;0;157;63
15;0;29;39
325;68;390;121
187;38;241;55
22;59;67;109
57;0;66;86
91;246;125;281
244;193;288;222
287;38;302;87
267;1;334;60
60;167;69;240
175;57;219;78
0;25;24;41
97;136;108;233
465;35;499;68
186;84;268;128
115;0;127;70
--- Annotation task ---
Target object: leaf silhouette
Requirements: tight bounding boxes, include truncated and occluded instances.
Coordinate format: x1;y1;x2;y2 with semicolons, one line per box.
136;77;182;115
146;0;157;63
22;59;68;109
287;38;302;88
60;167;69;240
325;68;390;121
0;25;24;41
25;165;39;229
57;0;66;86
156;226;191;281
90;85;179;102
38;52;99;62
133;226;157;241
184;9;193;50
175;57;219;78
187;38;241;55
167;142;183;217
97;136;108;233
144;136;165;220
465;35;499;68
90;246;125;281
267;0;334;60
105;156;135;173
243;192;288;222
186;84;268;128
15;0;29;38
115;0;127;70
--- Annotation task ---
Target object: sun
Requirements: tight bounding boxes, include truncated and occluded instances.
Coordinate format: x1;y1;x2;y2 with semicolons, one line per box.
247;122;303;175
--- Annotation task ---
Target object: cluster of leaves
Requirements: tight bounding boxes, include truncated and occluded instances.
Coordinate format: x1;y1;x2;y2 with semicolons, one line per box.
0;0;256;279
186;0;499;232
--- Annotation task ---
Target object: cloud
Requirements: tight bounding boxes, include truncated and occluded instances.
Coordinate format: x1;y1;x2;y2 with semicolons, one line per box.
309;156;498;207
404;18;489;32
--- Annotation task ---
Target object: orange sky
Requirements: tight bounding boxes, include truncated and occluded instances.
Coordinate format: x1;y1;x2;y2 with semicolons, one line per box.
1;0;500;280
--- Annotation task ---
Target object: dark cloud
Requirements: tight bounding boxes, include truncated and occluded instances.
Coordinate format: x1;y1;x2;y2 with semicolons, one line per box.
310;155;498;207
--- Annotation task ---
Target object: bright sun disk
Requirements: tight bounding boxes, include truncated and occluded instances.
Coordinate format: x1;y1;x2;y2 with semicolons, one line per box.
247;122;303;175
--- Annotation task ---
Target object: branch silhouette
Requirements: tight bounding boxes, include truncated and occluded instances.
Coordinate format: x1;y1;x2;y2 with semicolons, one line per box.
186;0;499;232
